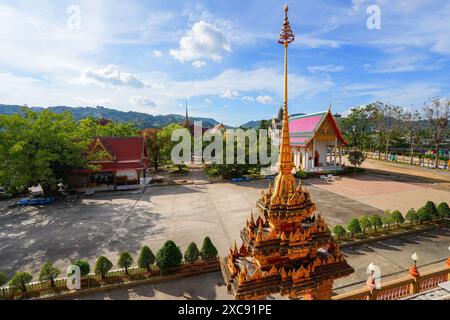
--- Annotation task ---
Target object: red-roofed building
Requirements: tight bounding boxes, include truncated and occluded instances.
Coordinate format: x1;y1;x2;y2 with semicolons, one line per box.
67;137;150;190
270;109;347;172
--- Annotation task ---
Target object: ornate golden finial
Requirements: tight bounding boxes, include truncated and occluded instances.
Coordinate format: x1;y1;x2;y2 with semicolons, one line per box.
279;5;295;45
271;5;297;203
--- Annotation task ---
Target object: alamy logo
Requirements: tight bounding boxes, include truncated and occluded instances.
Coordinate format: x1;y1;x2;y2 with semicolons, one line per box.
67;5;81;31
366;5;381;30
66;265;81;290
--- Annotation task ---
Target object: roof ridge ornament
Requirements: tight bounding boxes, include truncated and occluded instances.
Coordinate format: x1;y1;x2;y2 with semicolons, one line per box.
278;5;295;45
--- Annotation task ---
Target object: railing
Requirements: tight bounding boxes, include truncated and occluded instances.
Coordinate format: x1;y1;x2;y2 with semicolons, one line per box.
364;151;449;170
0;260;220;300
333;264;450;300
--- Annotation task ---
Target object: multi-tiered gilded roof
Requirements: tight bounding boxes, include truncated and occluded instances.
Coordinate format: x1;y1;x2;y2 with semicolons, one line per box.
220;5;354;300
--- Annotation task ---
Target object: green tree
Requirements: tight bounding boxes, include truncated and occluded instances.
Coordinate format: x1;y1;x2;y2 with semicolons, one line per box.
382;212;392;230
437;202;450;219
138;246;155;272
157;124;186;168
143;129;161;170
94;256;113;279
0;272;8;298
423;97;449;168
391;210;405;228
184;242;201;264
0;109;90;196
359;216;372;235
346;218;362;237
418;207;432;223
332;225;347;239
369;214;383;233
156;240;183;274
348;151;366;174
118;252;134;275
405;209;418;226
200;237;219;261
39;262;61;288
9;272;33;293
73;260;91;277
423;201;439;220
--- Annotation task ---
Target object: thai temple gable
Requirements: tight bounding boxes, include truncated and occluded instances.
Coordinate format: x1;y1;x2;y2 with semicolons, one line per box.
270;108;347;173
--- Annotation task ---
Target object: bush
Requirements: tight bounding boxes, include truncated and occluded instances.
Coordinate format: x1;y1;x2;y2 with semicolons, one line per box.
73;260;91;277
118;252;134;275
0;272;7;287
184;242;200;264
200;237;218;261
9;272;33;293
138;246;155;271
294;170;308;179
423;201;439;220
156;240;182;274
332;225;347;239
369;214;383;233
437;202;450;219
94;256;113;279
418;207;432;223
39;262;61;288
382;211;393;230
359;216;372;234
391;210;405;227
405;209;418;226
346;218;362;237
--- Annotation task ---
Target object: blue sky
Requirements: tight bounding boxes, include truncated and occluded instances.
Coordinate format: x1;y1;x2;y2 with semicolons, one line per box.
0;0;449;126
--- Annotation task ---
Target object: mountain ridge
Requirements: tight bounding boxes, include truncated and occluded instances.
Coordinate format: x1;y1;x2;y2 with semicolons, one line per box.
0;104;221;129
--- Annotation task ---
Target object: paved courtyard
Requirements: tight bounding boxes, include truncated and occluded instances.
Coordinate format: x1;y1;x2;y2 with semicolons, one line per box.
308;173;449;212
0;176;382;278
0;168;448;297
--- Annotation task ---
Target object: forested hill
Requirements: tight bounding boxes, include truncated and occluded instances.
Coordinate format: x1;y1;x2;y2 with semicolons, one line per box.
0;104;220;129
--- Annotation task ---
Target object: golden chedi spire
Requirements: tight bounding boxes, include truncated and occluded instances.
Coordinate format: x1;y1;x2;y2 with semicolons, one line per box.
271;4;297;203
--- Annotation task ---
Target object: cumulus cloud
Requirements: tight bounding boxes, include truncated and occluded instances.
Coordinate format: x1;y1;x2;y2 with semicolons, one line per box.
220;90;240;100
130;96;156;109
153;50;163;57
255;95;274;105
170;20;231;63
192;60;207;68
241;96;254;103
77;65;149;88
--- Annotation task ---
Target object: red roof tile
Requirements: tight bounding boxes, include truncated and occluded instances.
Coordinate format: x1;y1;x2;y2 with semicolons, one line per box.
99;137;145;161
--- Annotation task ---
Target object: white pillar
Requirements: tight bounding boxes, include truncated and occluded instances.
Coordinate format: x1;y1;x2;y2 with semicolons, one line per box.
312;139;316;170
334;137;338;166
305;152;309;171
340;146;343;166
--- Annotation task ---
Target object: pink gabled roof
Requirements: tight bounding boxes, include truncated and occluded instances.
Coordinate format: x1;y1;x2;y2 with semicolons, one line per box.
289;114;324;133
288;110;348;146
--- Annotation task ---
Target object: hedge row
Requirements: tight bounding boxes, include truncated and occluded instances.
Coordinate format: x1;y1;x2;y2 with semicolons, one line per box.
333;201;450;239
0;237;218;298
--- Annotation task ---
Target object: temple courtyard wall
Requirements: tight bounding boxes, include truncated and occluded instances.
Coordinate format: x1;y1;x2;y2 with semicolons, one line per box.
0;170;449;292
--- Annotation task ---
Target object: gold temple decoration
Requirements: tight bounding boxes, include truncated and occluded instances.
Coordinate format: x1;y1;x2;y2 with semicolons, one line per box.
271;4;296;203
220;5;354;300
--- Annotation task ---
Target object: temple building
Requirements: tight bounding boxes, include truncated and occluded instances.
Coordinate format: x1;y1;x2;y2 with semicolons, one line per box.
220;5;354;300
269;110;347;172
66;137;150;191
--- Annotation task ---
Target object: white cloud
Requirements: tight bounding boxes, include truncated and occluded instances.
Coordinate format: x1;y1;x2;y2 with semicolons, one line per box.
192;60;207;68
76;97;114;106
130;96;156;109
170;20;231;63
76;65;149;88
220;90;240;100
241;96;254;103
256;96;274;105
153;50;163;57
308;64;345;73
